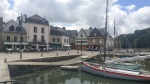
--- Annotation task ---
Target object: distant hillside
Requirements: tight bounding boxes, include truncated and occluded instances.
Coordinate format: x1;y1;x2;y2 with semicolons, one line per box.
117;27;150;48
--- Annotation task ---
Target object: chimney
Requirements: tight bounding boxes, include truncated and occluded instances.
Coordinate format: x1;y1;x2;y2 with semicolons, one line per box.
23;14;27;22
63;27;66;30
0;17;3;29
89;27;92;30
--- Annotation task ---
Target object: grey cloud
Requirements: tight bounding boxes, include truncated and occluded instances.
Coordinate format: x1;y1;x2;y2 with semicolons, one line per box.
1;0;150;34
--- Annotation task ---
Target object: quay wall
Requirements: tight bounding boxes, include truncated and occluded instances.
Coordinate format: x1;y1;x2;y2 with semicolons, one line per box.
8;65;59;77
14;55;81;62
8;55;81;77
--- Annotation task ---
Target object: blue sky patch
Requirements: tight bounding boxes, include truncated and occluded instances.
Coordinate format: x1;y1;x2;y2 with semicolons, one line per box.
116;0;150;10
7;0;14;9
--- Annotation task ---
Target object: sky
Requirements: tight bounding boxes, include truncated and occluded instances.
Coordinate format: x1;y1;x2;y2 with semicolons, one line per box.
0;0;150;36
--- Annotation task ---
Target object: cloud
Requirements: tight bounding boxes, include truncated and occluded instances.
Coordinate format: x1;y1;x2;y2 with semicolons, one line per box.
125;4;136;11
0;0;150;36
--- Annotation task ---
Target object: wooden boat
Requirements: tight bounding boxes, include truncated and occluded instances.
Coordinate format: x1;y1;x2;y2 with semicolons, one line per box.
82;62;150;81
60;66;79;71
81;0;150;81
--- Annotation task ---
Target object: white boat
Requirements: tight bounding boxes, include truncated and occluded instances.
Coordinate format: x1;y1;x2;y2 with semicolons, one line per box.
60;66;79;71
82;61;150;81
81;0;150;81
81;55;89;59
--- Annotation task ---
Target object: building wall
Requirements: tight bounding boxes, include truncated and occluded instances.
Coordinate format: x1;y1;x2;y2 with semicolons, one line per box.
75;30;88;46
76;45;87;50
49;35;62;43
87;37;104;46
0;32;3;51
2;32;27;42
23;23;49;44
0;32;27;51
75;39;88;45
62;36;69;46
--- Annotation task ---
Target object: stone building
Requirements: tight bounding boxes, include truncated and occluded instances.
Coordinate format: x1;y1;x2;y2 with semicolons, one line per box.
87;28;105;51
49;26;62;50
60;27;70;50
75;28;92;50
67;30;78;49
0;19;28;51
21;14;50;50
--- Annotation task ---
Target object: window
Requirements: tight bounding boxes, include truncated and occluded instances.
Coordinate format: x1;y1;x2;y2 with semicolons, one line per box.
64;39;66;43
53;38;55;42
51;30;54;34
7;36;10;41
33;35;37;41
34;27;37;33
41;35;44;42
67;39;68;43
9;25;14;31
41;28;44;33
63;32;65;36
14;37;17;42
58;39;60;42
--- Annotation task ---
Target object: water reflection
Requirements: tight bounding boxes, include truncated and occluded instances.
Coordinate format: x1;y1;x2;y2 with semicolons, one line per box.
14;68;149;84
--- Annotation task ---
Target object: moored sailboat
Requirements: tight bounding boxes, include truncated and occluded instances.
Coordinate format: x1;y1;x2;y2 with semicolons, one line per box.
81;0;150;81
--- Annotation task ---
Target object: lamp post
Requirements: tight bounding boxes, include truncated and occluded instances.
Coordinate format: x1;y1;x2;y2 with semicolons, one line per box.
80;30;83;54
18;14;23;59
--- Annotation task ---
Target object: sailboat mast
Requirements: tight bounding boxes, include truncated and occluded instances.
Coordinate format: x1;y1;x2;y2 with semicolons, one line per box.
113;20;116;58
104;0;109;62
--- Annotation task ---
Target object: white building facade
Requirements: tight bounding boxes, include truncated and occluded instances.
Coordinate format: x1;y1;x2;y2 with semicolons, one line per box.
21;14;50;50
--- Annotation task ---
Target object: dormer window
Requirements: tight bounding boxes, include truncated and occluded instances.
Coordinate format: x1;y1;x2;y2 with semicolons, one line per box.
9;25;14;31
94;33;96;36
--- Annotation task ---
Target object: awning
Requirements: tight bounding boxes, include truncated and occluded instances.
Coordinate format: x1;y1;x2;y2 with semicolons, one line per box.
30;42;47;46
49;43;62;45
64;44;70;46
4;42;29;45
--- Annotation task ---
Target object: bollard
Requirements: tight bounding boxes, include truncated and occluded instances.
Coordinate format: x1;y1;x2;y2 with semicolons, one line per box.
68;52;69;55
4;58;7;63
41;54;43;57
77;51;79;54
56;53;58;56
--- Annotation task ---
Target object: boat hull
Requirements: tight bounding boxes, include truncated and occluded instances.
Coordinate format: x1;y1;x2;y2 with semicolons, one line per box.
60;66;79;71
81;62;150;81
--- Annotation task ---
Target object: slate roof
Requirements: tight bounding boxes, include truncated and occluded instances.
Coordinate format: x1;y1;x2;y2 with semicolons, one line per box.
26;14;49;25
67;30;78;38
89;28;102;37
98;28;105;35
2;19;26;33
82;29;92;36
50;26;62;36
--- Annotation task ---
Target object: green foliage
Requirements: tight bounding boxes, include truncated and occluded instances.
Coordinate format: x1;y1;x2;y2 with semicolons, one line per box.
118;27;150;48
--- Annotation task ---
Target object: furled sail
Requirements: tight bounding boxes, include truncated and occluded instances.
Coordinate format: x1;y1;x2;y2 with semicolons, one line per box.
105;55;150;64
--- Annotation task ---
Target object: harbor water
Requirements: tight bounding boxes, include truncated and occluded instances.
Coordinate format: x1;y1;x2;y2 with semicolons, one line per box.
13;69;149;84
13;61;150;84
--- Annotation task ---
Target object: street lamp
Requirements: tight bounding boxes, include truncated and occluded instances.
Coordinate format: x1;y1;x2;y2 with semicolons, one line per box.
18;14;23;59
80;30;83;54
